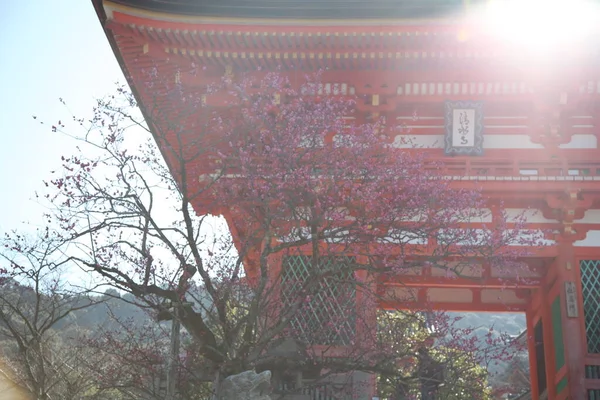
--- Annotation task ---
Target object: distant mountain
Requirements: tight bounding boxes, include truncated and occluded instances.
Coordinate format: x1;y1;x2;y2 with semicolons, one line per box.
51;291;153;334
450;311;527;382
453;312;526;336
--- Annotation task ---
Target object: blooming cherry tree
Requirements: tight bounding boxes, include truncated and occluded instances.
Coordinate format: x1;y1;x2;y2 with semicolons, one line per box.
33;69;540;396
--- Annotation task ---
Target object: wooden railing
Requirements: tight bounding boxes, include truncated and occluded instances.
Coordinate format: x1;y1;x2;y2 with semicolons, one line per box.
586;357;600;391
428;159;600;181
198;158;600;185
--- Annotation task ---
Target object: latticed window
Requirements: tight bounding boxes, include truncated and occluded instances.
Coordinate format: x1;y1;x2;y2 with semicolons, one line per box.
580;260;600;354
281;256;356;346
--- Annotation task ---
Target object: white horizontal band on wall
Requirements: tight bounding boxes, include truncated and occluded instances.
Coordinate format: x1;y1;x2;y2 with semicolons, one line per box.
574;230;600;247
393;134;597;149
504;208;559;224
575;210;600;224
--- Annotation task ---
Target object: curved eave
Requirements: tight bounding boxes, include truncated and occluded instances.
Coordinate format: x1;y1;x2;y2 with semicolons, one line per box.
92;0;187;194
105;0;471;20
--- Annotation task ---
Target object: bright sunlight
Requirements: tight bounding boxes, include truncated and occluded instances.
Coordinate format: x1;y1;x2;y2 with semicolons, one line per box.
472;0;600;54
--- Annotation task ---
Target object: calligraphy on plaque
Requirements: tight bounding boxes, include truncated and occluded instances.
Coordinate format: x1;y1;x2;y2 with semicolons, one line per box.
565;281;579;318
444;101;484;156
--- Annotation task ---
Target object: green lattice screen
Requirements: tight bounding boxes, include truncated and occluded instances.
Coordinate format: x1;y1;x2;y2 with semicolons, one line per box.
580;260;600;354
281;256;356;346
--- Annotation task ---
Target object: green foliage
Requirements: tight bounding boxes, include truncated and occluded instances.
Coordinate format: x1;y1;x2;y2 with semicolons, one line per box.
376;311;492;400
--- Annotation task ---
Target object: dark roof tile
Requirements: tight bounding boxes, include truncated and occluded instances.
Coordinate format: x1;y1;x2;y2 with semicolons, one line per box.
110;0;474;19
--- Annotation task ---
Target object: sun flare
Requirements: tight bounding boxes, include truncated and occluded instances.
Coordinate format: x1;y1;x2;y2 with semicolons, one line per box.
473;0;600;54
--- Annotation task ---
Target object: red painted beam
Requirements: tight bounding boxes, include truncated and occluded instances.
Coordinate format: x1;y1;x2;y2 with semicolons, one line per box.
379;300;527;312
382;275;541;289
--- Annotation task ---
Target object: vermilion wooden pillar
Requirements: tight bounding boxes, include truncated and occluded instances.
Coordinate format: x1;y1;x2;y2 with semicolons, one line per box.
541;283;557;400
526;307;540;400
555;239;586;399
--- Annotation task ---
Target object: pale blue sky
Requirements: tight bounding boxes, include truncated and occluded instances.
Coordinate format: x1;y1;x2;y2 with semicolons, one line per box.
0;1;124;232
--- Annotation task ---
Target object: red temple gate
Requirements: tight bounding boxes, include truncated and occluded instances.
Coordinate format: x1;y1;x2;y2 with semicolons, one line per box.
92;1;600;398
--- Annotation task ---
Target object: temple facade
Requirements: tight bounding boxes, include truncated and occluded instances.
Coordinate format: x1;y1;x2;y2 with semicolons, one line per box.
92;1;600;398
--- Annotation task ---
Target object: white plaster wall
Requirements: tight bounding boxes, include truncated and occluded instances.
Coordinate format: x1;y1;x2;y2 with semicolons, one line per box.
430;262;483;278
574;230;600;247
438;228;490;246
481;289;526;304
559;134;598;149
427;288;473;303
507;230;555;246
392;267;422;276
483;135;544;149
504;208;559;223
450;208;493;223
384;286;417;302
490;264;541;278
382;229;428;244
575;210;600;224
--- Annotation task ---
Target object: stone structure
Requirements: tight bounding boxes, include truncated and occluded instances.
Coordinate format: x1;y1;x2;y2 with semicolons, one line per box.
220;370;272;400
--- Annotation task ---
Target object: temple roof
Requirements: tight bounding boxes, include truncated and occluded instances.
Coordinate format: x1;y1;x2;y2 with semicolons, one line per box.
107;0;474;19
